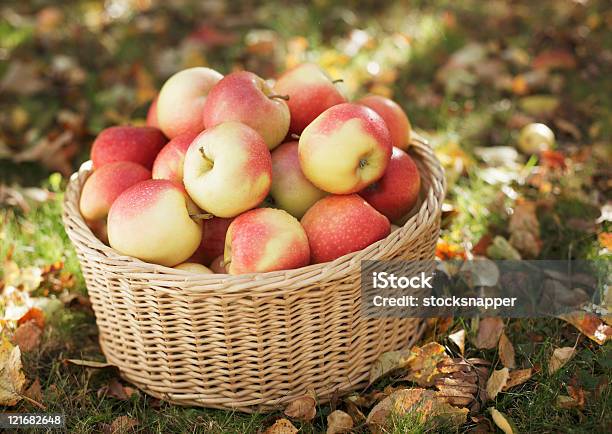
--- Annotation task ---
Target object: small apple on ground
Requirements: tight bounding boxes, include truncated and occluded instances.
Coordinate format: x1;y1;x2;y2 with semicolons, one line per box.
152;132;198;184
80;161;151;222
358;95;412;150
298;103;392;194
108;179;202;267
156;67;223;138
188;217;233;265
225;208;310;274
359;147;421;222
91;126;167;170
518;122;555;154
273;63;346;134
270;141;327;218
183;122;272;218
173;262;213;274
301;194;390;264
203;71;289;150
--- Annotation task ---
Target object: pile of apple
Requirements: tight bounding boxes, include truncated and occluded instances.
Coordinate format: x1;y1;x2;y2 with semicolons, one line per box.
79;64;421;275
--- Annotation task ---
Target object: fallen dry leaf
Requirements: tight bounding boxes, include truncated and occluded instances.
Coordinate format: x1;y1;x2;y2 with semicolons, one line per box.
24;377;43;404
366;388;468;433
65;358;114;369
369;348;412;384
263;418;298;434
503;368;533;390
489;408;517;434
98;378;136;401
0;337;27;406
448;329;466;355
17;307;45;330
403;342;451;387
448;329;465;355
475;317;505;349
567;385;586;409
486;367;509;400
435;357;489;412
559;312;612;345
498;333;516;369
548;347;576;374
326;410;354;434
103;415;139;434
12;320;42;352
284;393;316;421
508;200;541;258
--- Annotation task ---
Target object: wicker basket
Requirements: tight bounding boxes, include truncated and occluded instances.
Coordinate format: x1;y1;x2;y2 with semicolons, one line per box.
62;134;445;412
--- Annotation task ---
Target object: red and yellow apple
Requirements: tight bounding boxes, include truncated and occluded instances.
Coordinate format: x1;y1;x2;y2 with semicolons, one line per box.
188;217;233;265
358;95;411;150
270;141;327;218
183;122;272;217
203;71;289;149
301;194;390;264
152;132;198;184
173;262;213;274
359;147;421;222
91;126;167;170
224;208;310;274
274;63;346;134
146;96;159;128
298;103;392;194
107;179;202;267
80;161;151;221
156;67;223;138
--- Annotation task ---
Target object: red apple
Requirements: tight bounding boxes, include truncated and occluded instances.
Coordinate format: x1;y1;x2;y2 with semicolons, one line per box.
146;96;159;128
188;217;233;265
225;208;310;274
80;161;151;221
152;132;198;184
108;179;202;267
301;194;390;264
203;71;290;149
183;122;272;217
359;147;421;222
270;141;327;218
156;67;222;138
298;103;392;194
274;63;346;134
91;126;167;170
358;95;411;150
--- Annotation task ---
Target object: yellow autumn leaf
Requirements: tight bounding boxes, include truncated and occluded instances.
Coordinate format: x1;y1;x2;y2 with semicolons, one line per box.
0;337;27;406
486;367;509;400
548;347;576;374
490;408;518;434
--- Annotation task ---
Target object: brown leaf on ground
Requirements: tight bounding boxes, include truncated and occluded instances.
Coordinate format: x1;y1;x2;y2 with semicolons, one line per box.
532;49;576;70
0;337;27;406
548;347;576;374
366;388;468;433
489;408;518;434
503;368;533;390
98;378;137;401
436;357;489;412
369;347;413;384
508;200;541;258
102;415;139;434
12;320;42;352
17;307;45;330
326;410;354;434
284;393;316;421
486;368;509;400
24;377;43;404
448;329;466;355
474;317;505;349
498;333;516;369
566;385;586;409
263;418;298;434
403;342;452;387
559;312;612;345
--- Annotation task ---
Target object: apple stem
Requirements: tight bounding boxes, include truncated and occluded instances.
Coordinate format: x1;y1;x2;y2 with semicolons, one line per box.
332;79;344;84
190;213;214;220
359;158;368;168
290;133;300;140
268;94;290;101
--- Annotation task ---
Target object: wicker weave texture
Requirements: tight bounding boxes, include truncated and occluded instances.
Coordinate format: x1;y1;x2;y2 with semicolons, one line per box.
62;135;445;412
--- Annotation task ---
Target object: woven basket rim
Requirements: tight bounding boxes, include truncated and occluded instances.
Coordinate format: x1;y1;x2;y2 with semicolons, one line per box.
63;133;446;295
